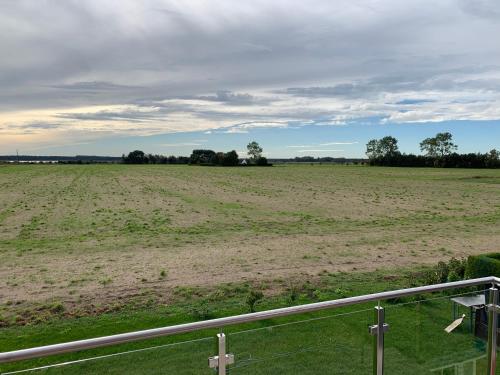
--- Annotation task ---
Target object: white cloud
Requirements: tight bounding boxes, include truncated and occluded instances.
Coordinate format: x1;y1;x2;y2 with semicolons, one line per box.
223;128;249;134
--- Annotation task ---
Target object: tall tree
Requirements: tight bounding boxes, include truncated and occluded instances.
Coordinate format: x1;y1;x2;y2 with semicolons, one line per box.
366;136;399;159
223;150;239;166
486;149;500;168
487;149;499;160
420;132;457;157
366;139;381;159
247;141;263;161
379;136;399;156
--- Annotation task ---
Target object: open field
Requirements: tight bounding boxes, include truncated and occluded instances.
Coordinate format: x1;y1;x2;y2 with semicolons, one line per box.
0;164;499;322
1;164;499;373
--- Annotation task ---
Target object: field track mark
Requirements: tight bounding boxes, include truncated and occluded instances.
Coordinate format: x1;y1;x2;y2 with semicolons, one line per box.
17;169;87;240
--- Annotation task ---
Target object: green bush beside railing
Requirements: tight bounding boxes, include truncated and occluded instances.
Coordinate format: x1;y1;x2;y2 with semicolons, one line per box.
465;253;500;279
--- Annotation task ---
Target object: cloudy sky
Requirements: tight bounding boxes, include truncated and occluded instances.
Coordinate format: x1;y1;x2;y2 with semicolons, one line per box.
1;0;499;157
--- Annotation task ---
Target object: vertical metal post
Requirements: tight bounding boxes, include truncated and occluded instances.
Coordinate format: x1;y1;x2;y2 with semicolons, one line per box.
208;333;234;374
375;306;385;375
217;333;226;375
370;305;388;375
487;286;498;375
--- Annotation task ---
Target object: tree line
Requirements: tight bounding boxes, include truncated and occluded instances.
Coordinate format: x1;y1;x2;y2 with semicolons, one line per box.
122;141;269;166
122;150;190;164
189;149;239;166
366;132;500;168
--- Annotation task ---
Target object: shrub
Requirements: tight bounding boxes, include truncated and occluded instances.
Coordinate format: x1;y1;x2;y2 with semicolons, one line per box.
447;270;460;282
188;300;213;320
448;258;467;279
287;285;299;305
413;257;467;286
256;157;268;166
49;302;65;314
246;290;264;312
334;287;349;298
435;261;450;283
465;253;500;279
312;289;328;301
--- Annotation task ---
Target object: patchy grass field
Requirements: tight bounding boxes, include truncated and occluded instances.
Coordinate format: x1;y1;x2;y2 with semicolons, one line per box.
0;164;499;322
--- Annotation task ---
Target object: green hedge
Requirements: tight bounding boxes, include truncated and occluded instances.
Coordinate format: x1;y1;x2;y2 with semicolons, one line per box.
465;253;500;279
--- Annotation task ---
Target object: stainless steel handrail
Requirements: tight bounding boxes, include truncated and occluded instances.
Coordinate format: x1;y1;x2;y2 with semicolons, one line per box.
1;276;499;364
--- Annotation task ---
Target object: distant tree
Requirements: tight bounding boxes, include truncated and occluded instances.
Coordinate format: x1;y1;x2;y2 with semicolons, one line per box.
366;139;382;159
366;136;399;159
121;151;190;164
146;153;158;164
420;132;457;157
247;141;263;161
190;149;216;164
295;156;316;162
223;150;239;166
488;149;499;161
486;149;500;168
379;136;399;156
123;150;147;164
256;156;268;166
213;152;225;165
177;156;190;164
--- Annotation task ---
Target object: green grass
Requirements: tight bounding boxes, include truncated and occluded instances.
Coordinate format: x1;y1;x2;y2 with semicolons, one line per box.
0;268;494;374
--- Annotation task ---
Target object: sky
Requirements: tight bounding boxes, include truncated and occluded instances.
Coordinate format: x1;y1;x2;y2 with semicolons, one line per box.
1;0;499;158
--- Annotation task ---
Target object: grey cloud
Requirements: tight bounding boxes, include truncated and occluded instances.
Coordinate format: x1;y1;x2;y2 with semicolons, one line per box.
15;122;62;129
56;111;156;122
395;99;436;105
458;0;500;19
50;81;140;92
286;84;357;98
19;122;63;129
1;1;498;108
197;91;256;105
1;0;500;136
284;73;500;100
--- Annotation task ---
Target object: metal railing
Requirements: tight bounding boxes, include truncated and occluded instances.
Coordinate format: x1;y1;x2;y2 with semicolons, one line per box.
1;276;499;374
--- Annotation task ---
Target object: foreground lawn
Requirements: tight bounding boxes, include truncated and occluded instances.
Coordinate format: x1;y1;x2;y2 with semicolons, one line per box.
0;269;493;374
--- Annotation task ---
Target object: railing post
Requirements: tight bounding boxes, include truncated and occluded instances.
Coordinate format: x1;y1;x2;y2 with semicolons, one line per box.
208;333;234;374
487;286;498;375
370;305;389;375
